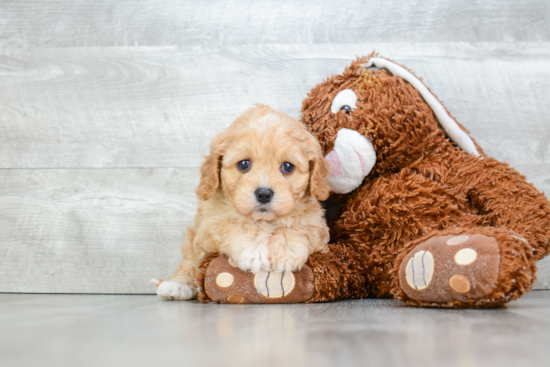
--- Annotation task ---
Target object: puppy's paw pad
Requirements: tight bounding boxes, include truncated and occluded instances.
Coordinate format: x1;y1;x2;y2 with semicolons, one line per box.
157;281;196;300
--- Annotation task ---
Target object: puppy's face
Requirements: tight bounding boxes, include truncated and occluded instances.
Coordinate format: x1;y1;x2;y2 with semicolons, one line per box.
221;121;310;220
196;105;330;221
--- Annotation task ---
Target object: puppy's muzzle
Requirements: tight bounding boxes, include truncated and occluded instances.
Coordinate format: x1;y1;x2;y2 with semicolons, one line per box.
255;188;274;204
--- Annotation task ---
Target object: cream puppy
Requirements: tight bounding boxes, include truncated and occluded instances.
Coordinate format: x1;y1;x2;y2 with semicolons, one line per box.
152;105;331;300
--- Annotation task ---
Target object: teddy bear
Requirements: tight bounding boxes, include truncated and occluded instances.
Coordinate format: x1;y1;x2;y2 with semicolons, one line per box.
197;54;550;308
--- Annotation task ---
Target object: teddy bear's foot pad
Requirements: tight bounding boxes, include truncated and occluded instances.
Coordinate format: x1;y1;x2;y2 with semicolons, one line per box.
203;256;314;304
398;234;500;304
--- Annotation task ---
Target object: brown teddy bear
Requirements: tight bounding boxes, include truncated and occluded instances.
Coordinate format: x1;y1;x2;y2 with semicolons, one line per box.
198;54;550;308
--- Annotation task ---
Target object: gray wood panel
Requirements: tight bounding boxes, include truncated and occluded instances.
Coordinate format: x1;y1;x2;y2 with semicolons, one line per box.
1;43;549;170
0;0;548;48
0;168;198;293
1;42;549;293
0;168;547;293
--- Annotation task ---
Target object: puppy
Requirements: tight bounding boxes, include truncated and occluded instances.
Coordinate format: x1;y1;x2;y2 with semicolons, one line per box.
152;105;331;300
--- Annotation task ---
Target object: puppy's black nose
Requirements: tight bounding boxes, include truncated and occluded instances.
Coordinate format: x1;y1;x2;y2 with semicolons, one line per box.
255;188;274;204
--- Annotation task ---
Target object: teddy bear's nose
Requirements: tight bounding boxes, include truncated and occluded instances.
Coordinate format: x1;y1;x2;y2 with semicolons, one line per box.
255;188;274;204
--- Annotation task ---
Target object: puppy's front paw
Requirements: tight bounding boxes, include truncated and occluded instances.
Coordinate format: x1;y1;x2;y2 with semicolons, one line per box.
268;233;309;273
236;244;270;274
155;280;197;300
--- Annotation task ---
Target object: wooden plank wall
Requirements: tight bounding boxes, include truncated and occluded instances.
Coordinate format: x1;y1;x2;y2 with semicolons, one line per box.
0;0;549;293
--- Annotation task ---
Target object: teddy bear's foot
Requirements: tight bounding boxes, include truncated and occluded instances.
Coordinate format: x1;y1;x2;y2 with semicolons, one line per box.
199;255;315;304
394;228;537;308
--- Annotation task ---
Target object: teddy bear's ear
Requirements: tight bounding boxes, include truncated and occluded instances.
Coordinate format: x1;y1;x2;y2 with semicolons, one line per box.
306;135;331;201
364;57;480;156
195;133;227;201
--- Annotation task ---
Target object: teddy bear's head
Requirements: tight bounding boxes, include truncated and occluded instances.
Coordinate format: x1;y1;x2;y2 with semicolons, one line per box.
301;55;479;194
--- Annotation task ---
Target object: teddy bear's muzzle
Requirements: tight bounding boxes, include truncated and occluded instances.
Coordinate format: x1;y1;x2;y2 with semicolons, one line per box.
325;128;377;194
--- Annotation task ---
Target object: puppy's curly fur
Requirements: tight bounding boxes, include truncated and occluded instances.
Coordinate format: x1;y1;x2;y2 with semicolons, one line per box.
153;105;331;300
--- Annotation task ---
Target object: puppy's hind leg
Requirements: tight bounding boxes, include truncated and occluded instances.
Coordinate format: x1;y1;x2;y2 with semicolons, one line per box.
152;275;197;301
151;238;198;301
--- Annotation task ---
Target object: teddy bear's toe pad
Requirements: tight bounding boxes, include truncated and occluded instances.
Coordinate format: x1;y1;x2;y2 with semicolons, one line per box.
399;234;500;304
203;256;314;304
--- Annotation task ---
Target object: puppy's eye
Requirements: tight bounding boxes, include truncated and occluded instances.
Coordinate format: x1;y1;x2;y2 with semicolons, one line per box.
281;162;294;174
340;105;352;114
237;160;251;172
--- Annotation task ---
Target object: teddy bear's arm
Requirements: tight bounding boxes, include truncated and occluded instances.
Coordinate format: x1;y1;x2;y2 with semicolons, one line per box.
417;154;550;260
458;157;550;260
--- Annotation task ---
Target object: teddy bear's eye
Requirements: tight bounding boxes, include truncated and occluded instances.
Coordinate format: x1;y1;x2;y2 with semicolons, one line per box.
237;160;251;172
331;89;357;114
340;105;352;114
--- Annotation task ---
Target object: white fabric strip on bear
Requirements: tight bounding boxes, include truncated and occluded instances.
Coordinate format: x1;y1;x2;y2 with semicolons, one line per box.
364;57;480;156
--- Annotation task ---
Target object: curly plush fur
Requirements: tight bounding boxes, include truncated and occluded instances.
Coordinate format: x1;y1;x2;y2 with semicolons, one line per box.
297;54;550;307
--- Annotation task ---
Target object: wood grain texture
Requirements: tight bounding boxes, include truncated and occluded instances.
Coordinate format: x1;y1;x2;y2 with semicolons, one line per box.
0;2;549;293
1;43;550;293
0;168;198;293
0;0;548;48
1;43;549;170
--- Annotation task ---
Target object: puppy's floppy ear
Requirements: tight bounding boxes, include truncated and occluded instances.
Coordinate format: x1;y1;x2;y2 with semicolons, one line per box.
195;132;227;201
306;134;331;201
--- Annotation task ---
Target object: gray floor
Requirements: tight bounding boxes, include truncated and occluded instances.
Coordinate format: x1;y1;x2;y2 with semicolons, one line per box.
2;291;550;367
